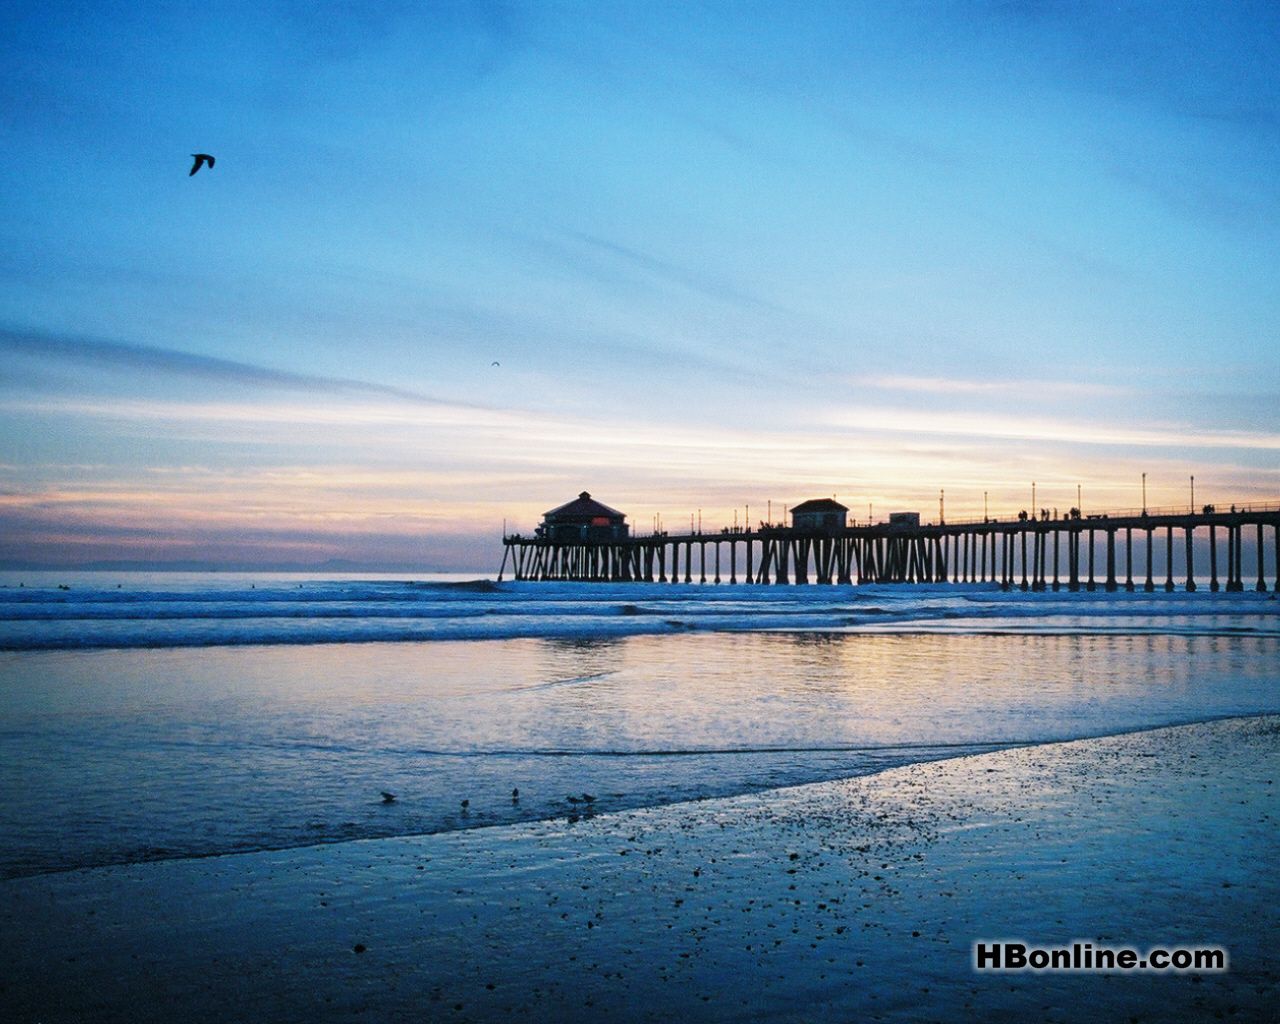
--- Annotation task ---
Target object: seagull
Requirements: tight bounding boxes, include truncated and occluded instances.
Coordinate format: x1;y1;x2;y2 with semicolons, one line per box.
380;790;397;804
491;361;500;367
189;153;216;176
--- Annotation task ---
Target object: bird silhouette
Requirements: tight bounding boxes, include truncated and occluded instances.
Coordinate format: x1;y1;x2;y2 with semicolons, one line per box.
189;153;216;176
491;361;500;367
380;790;396;804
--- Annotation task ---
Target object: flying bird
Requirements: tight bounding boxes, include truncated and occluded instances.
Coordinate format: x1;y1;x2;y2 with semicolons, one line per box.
380;790;397;804
189;153;216;176
491;361;500;367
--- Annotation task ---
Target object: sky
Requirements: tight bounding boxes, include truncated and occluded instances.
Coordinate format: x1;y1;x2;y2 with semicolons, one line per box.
0;0;1277;570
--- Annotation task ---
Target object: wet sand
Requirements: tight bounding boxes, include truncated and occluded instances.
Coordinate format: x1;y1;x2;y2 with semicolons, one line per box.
2;716;1276;1022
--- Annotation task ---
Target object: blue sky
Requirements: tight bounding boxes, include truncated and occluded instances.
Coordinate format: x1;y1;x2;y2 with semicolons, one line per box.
1;1;1277;568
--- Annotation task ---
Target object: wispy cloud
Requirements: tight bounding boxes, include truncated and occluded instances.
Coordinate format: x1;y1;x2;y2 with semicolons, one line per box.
558;231;786;315
848;374;1129;398
825;406;1280;451
0;327;479;408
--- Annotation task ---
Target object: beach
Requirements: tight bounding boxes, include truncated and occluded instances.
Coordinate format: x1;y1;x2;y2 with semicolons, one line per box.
2;714;1276;1022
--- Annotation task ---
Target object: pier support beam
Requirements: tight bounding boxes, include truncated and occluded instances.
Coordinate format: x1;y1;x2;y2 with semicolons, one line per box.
1105;529;1118;592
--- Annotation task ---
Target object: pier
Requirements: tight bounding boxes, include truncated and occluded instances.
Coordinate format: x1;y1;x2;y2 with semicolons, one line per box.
499;502;1280;592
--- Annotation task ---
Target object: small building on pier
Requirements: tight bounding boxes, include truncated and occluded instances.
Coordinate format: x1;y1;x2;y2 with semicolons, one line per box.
791;498;848;533
538;491;629;542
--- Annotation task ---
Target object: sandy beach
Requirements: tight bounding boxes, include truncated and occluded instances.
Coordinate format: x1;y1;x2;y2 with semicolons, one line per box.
1;714;1276;1022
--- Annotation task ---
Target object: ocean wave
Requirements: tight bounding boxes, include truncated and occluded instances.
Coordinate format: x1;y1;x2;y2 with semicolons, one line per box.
0;579;1275;650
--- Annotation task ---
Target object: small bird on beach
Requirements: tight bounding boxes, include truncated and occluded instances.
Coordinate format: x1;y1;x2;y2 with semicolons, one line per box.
511;788;520;801
380;790;397;804
189;153;216;176
461;799;470;811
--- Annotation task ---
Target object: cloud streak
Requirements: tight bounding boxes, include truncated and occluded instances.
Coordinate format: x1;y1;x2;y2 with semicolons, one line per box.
824;406;1280;452
849;374;1130;398
0;327;480;408
559;231;787;316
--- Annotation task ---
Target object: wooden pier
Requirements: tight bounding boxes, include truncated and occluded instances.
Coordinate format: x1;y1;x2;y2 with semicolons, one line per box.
499;504;1280;592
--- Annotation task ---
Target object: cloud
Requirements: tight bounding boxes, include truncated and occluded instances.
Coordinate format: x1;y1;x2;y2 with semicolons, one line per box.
560;231;786;315
824;405;1280;452
0;327;480;408
849;374;1129;397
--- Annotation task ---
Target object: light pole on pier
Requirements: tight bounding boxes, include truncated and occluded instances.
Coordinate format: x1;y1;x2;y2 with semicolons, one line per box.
1190;475;1195;513
1077;484;1082;515
939;489;944;524
1142;473;1147;515
984;491;988;522
1032;481;1036;515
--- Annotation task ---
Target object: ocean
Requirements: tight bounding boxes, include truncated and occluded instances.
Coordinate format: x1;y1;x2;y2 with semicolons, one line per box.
1;572;1277;880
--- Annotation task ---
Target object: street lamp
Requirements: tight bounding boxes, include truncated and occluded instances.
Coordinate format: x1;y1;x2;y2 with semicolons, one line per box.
1190;475;1195;513
1142;472;1147;515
